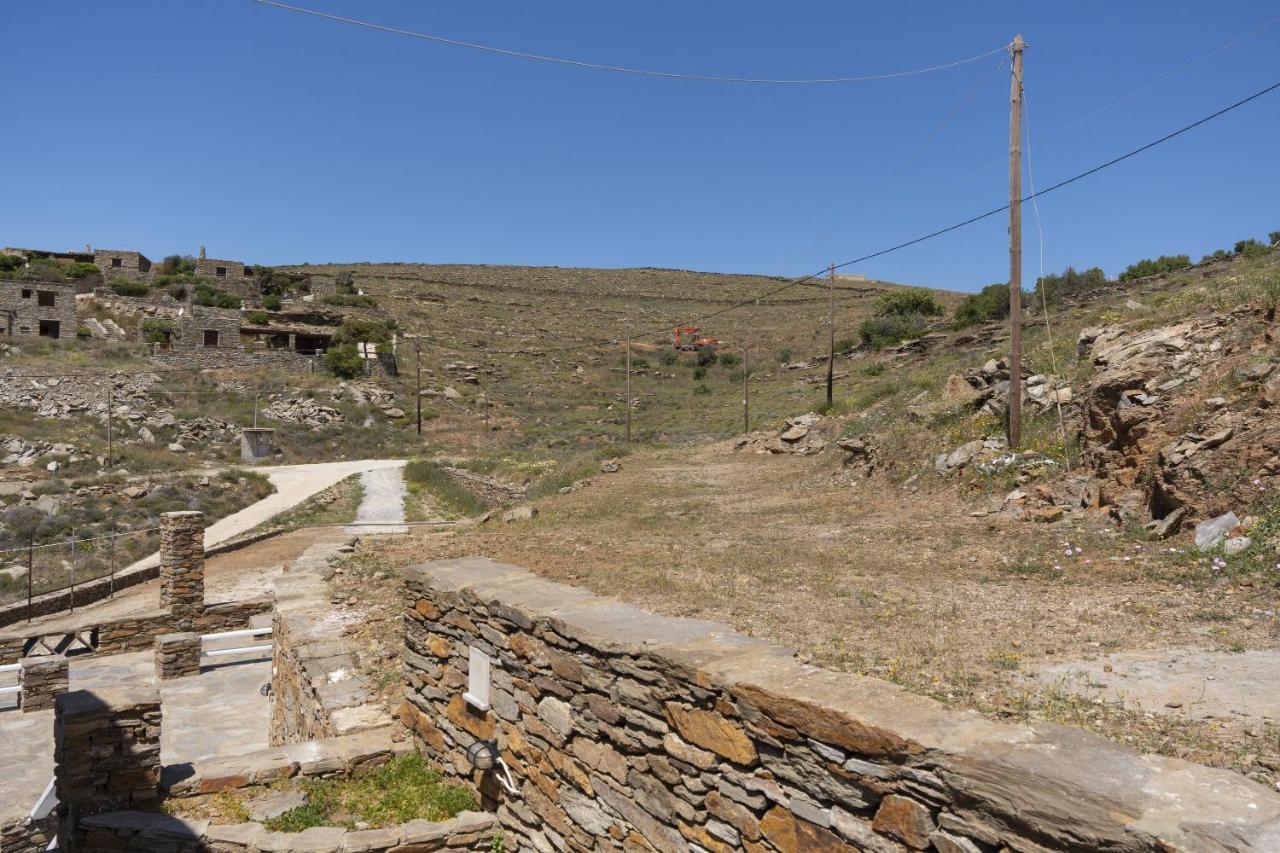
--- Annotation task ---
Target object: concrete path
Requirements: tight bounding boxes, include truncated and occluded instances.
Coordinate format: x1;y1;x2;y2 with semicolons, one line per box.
1036;648;1280;726
345;465;408;535
0;649;270;825
125;459;407;573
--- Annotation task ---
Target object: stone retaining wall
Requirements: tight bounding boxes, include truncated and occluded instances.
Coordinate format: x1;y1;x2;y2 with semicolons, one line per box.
72;809;497;852
269;540;391;746
150;345;320;374
402;558;1280;852
0;813;54;853
0;598;270;665
0;525;284;630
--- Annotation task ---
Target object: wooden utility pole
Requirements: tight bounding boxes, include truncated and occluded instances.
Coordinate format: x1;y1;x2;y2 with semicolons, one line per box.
624;325;632;443
1007;34;1026;449
253;387;260;429
106;387;113;468
742;342;750;433
415;339;422;436
826;262;836;408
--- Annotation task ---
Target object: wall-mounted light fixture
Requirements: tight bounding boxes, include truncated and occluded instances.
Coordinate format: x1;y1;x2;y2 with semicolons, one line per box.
465;739;520;796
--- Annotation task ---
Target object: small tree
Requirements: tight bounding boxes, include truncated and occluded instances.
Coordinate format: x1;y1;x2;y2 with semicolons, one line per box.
873;290;943;317
335;270;356;294
324;343;364;379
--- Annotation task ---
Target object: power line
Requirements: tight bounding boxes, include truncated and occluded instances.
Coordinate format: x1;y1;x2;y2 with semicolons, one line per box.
253;0;1009;85
425;75;1280;357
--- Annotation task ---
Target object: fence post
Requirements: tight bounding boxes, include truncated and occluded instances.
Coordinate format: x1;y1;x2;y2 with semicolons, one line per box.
68;529;75;613
26;537;33;624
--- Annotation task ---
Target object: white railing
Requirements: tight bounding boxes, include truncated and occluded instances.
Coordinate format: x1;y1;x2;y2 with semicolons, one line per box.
0;661;20;701
200;626;272;659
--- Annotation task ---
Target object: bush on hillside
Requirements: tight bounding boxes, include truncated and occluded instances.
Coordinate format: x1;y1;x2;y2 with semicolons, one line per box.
245;310;270;326
110;279;150;297
873;290;943;318
160;255;197;275
858;314;926;350
695;347;718;367
0;254;25;273
1235;238;1270;259
1034;266;1108;305
953;283;1012;328
66;261;99;279
333;318;393;346
324;342;364;379
320;293;377;308
335;270;356;294
1270;231;1280;246
1118;254;1191;282
718;351;740;367
262;293;282;310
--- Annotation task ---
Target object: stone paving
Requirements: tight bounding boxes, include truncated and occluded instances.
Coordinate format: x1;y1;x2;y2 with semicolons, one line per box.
0;648;270;826
345;465;408;535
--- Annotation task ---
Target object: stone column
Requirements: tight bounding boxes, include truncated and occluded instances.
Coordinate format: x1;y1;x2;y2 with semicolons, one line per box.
154;632;201;680
159;511;204;628
54;687;162;853
20;654;68;712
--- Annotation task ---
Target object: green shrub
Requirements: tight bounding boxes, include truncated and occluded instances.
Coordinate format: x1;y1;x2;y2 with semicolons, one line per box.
333;319;393;346
25;258;66;281
693;383;711;395
160;255;197;275
835;337;855;353
1269;231;1280;246
695;348;718;368
262;293;282;310
324;343;365;379
863;361;887;377
659;350;677;366
1033;266;1107;305
246;310;270;325
110;279;150;297
335;270;356;294
718;351;741;367
1235;238;1270;258
1118;254;1191;281
858;314;926;350
0;254;25;273
66;262;99;279
321;294;377;308
954;283;1012;328
777;348;793;363
692;366;706;380
873;290;943;318
1201;249;1231;264
142;318;174;344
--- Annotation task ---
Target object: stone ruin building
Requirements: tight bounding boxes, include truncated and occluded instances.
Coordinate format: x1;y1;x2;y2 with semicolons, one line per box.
0;280;78;339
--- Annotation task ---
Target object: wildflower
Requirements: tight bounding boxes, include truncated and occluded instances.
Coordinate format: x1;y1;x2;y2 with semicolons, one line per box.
1075;547;1083;554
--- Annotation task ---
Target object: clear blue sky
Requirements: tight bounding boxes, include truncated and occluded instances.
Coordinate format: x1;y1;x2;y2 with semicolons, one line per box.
3;2;1277;291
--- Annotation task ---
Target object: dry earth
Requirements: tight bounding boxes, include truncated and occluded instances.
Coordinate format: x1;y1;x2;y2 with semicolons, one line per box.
349;438;1280;789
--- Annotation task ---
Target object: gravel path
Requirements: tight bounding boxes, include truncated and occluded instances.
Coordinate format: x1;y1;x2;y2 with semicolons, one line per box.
345;465;408;535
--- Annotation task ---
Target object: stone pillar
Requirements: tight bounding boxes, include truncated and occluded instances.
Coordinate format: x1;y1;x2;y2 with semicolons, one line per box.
20;654;68;712
54;687;162;853
154;632;201;680
159;511;204;628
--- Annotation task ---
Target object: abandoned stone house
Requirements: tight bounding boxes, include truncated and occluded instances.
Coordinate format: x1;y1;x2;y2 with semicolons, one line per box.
169;306;242;350
0;281;78;339
92;249;151;279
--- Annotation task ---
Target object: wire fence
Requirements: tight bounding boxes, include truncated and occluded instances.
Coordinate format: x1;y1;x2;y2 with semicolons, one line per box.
0;527;161;611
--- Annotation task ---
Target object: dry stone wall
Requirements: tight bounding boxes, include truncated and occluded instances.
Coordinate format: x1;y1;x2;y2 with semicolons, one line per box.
269;540;392;746
154;631;201;680
402;558;1280;853
54;687;162;853
159;511;204;628
19;652;67;711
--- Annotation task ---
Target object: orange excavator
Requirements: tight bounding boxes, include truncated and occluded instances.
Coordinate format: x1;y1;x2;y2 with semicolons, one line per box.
674;326;720;351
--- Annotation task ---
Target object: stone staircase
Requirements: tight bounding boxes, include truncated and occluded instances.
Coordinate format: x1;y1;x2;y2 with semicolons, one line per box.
82;317;128;340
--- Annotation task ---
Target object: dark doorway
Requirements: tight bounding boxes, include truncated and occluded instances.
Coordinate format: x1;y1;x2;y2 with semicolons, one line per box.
203;329;220;347
38;320;60;339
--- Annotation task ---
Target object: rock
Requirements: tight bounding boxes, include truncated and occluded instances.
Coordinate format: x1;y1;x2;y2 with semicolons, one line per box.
246;789;307;822
1224;536;1252;556
1023;505;1064;524
442;387;462;400
1148;507;1186;540
501;506;538;523
780;424;810;442
167;442;186;453
382;407;406;419
1196;512;1239;550
944;440;985;471
599;460;621;474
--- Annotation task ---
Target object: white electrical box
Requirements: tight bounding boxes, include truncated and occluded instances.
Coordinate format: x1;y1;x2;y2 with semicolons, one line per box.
464;646;491;712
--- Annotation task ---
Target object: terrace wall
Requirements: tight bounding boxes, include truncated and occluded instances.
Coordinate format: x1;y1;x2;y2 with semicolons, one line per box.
402;557;1280;852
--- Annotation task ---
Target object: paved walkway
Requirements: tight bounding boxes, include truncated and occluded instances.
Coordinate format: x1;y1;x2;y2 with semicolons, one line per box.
345;465;408;535
0;648;270;824
124;459;407;573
